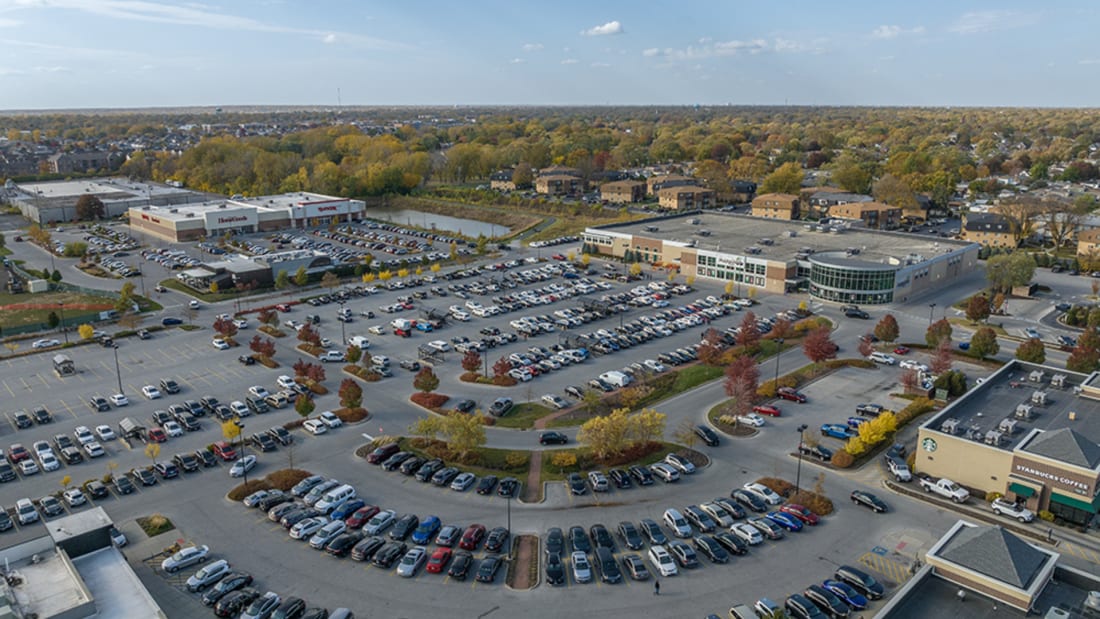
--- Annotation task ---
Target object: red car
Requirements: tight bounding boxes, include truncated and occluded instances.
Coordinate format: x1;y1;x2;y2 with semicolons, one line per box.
779;503;820;526
346;505;381;529
275;304;292;312
893;346;910;355
459;524;486;550
776;387;807;403
394;328;410;337
551;254;566;261
752;404;781;417
425;547;452;573
147;428;168;443
8;444;30;463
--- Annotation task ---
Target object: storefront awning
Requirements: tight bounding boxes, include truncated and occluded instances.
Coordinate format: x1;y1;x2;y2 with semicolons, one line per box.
1050;492;1100;514
1008;482;1036;498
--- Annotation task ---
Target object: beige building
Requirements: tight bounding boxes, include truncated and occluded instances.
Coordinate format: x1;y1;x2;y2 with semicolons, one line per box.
600;180;646;203
751;193;800;220
1077;228;1100;268
489;170;516;191
646;174;698;196
657;187;716;210
535;174;583;196
828;201;902;229
962;212;1017;248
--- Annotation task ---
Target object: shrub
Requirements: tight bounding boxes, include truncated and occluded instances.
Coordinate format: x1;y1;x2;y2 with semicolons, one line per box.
831;450;855;468
266;468;312;491
1038;510;1055;522
227;479;273;501
756;477;795;497
788;490;835;516
334;407;369;423
985;491;1003;503
410;392;451;409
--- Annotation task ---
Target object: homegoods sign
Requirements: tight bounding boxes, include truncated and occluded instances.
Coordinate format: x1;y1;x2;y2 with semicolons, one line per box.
1012;456;1095;496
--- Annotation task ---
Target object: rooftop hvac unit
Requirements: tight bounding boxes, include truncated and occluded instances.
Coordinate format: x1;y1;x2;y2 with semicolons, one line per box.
1051;374;1067;388
1015;404;1034;420
1084;590;1100;612
1032;391;1048;406
1029;370;1046;383
984;430;1004;446
940;418;960;434
998;418;1018;434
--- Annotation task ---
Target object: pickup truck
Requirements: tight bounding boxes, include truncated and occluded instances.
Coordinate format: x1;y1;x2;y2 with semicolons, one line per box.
991;498;1035;522
884;455;912;482
918;475;970;503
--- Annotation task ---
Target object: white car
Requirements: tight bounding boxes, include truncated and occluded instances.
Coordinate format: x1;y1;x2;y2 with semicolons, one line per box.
248;386;270;399
95;425;116;441
188;300;201;310
319;411;343;428
363;509;396;536
229;401;250;417
427;340;452;352
309;520;348;549
142;384;162;399
541;394;568;410
230;455;257;477
302;419;328;435
730;523;763;545
899;359;930;372
163;421;184;438
276;375;297;390
83;442;105;458
19;460;39;475
233;318;249;329
211;338;230;350
647;545;678;576
450;472;476;491
285;320;303;331
38;451;60;471
16;499;38;524
868;352;896;365
186;559;231;592
743;482;784;506
571;550;592;583
73;426;96;445
396;546;427;577
290;516;329;540
319;350;345;363
161;544;210;573
319;338;333;348
110;393;129;407
736;413;766;427
32;338;61;349
63;488;87;507
644;359;667;373
367;325;386;335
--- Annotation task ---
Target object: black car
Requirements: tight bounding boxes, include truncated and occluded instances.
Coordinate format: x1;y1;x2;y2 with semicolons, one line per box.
497;477;519;497
608;468;632;489
400;456;426;476
268;502;303;524
267;427;293;446
850;490;889;513
448;551;473;580
238;355;256;366
569;525;592;553
13;410;33;429
454;399;476;414
399;359;421;372
539;431;568;445
413;458;443;482
89;396;110;412
732;489;767;513
589;524;614;551
213;405;234;421
273;597;306;619
545;527;564;556
371;542;407;568
112;474;135;494
476;475;498;495
804;585;850;618
639;518;667;545
325;531;364;557
786;593;827;619
250;433;277;452
485;527;509;553
475;556;502;583
153;462;179;479
214;587;260;618
173;453;200;472
668;541;700;569
60;446;83;465
130;467;157;486
84;479;108;499
545;552;565;585
694;425;720;446
617;521;644;550
350;536;386;562
200;396;221;414
714;497;747;520
713;531;749;555
195;449;218;467
855;403;883;417
201;572;253;606
161;317;183;327
0;461;14;483
381;451;412;471
431;466;460;487
693;535;729;564
32;407;53;424
834;565;885;599
300;609;327;619
588;378;614;392
175;412;200;432
629;465;654;486
160;379;180;394
389;514;419;541
282;509;321;529
799;443;834;461
564;385;585;399
567;472;587;495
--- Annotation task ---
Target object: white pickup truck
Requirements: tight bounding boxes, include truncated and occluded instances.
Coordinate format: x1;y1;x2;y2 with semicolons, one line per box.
918;475;970;503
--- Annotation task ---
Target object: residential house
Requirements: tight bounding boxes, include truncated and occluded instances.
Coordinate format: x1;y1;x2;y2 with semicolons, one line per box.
962;212;1016;248
48;150;123;174
806;189;873;218
750;193;800;220
646;174;698;196
489;169;516;191
536;174;583;197
829;201;903;230
657;187;716;210
1077;228;1100;269
600;180;646;204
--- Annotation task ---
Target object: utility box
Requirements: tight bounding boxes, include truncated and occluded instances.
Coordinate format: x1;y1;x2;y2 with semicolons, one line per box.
28;279;49;293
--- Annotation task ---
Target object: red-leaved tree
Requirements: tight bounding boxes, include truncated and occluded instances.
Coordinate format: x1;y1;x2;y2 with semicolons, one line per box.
771;318;792;341
930;339;953;375
213;316;238;338
697;328;724;366
292;358;310;377
304;363;326;383
297;323;321;346
724;354;760;415
461;350;482;373
858;337;875;358
802;326;838;363
249;335;276;359
492;356;512;379
338;378;363;409
736;311;760;348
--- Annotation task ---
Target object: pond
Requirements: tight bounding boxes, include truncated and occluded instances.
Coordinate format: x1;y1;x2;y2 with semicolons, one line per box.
363;208;508;238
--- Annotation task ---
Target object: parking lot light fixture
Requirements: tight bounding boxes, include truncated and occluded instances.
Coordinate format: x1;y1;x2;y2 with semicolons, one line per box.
58;302;68;343
111;344;123;394
338;301;347;344
795;423;808;497
928;303;936;327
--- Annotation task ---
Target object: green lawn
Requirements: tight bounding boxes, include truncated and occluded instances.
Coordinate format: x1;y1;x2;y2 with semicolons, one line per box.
539;441;680;483
0;290;115;330
493;402;555;429
396;438;529;478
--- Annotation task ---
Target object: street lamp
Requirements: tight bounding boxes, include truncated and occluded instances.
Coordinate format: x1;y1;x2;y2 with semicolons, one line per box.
235;420;249;486
794;423;808;497
928;303;936;327
58;302;68;343
111;344;123;394
337;301;347;345
774;338;785;387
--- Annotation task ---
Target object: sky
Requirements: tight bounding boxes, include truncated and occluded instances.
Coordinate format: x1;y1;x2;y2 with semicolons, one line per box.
0;0;1096;110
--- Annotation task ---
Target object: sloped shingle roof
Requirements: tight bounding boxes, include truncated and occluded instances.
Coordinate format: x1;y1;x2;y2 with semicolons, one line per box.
939;526;1050;589
1022;428;1100;469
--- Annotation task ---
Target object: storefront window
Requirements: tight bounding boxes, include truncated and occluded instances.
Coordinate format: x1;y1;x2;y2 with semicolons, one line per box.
808;259;897;305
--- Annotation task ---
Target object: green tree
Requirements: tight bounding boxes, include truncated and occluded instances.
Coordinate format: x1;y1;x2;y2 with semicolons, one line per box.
294;266;308;287
759;162;804;195
965;294;991;323
969;327;999;360
985;251;1036;292
346;345;363;364
62;241;88;257
871;173;917;210
274;270;290;290
413;367;440;393
925;318;953;348
115;281;136;314
410;414;486;457
1016;337;1046;364
50;269;62;283
1067;327;1100;373
338;378;363;409
873;314;900;343
294;394;315;418
47;311;60;329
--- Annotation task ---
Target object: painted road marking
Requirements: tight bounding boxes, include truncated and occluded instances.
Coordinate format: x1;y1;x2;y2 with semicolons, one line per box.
1059;541;1100;565
2;380;13;398
857;551;911;585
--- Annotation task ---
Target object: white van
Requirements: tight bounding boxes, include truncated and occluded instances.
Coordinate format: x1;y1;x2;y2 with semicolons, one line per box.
598;370;632;388
663;508;692;538
314;484;356;514
346;336;371;349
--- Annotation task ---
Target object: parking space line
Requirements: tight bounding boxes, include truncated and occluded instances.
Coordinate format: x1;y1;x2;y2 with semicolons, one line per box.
38;374;50;388
857;552;910;585
2;380;14;398
19;377;31;391
1060;541;1100;565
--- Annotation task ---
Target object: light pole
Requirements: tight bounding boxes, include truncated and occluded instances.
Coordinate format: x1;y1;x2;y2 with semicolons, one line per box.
794;423;808;497
774;338;784;387
235;420;249;486
928;303;936;327
337;301;347;345
111;344;123;394
58;302;68;343
506;491;512;542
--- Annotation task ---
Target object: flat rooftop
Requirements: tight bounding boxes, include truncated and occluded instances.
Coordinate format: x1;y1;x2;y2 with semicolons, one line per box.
235;192;357;209
882;565;1095;619
923;361;1100;453
16;178;198;207
72;547;164;619
6;550;90;617
597;212;972;265
131;200;239;221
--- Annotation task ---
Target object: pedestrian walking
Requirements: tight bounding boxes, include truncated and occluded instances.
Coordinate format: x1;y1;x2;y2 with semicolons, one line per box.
654;579;660;595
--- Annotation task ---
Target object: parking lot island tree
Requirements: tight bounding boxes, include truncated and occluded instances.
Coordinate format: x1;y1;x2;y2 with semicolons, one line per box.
410;413;486;458
249;335;276;361
346;344;363;364
294;394;315;418
296;323;321;347
78;324;94;340
802;326;839;364
413;366;440;394
930;339;954;375
723;354;760;416
873;314;900;344
925;318;953;348
257;308;278;327
969;327;999;360
213;316;238;340
1016;337;1046;364
338;378;363;409
461;349;482;374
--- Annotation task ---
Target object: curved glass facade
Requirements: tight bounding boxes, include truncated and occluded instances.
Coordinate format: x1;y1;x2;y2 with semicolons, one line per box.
808;257;897;305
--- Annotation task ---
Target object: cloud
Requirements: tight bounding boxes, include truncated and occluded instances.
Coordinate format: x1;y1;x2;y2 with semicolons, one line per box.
510;58;525;64
7;0;400;48
591;62;611;67
581;20;623;36
642;47;661;57
1079;59;1100;65
949;10;1035;35
322;33;336;44
560;58;578;65
871;24;926;39
522;43;543;52
0;18;21;27
643;36;827;61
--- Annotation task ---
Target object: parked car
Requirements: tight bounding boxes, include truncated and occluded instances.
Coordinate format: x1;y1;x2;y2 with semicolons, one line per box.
850;490;889;513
